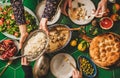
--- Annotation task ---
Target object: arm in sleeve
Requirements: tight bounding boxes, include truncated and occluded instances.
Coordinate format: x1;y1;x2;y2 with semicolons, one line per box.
42;0;60;21
22;65;33;78
10;0;26;25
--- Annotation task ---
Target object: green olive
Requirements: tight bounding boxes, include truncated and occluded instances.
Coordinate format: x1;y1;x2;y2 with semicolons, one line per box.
79;57;94;76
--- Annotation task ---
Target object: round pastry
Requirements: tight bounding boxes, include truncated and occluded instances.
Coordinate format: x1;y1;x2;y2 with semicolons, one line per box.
89;32;120;67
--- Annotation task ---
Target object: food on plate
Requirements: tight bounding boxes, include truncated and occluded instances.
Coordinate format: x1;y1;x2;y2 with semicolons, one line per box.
46;25;71;53
0;39;17;59
90;33;120;67
79;57;95;76
100;17;113;30
68;0;95;25
0;5;38;37
69;6;87;20
22;30;48;61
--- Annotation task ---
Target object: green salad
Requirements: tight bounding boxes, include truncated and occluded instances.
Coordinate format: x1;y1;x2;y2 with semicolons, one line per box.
0;5;38;37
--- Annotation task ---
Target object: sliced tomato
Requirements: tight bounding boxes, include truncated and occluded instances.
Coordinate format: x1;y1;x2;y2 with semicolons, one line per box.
0;19;3;26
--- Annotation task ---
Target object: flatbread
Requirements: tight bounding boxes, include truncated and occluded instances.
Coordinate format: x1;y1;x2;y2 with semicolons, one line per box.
90;33;120;67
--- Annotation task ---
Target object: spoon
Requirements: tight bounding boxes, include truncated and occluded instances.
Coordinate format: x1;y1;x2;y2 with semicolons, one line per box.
9;55;30;60
57;26;84;31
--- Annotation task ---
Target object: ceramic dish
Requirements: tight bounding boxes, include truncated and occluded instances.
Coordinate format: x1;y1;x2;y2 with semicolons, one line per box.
68;0;95;25
99;17;113;30
77;55;97;78
36;0;61;25
0;39;19;60
0;3;39;40
46;24;72;53
50;53;76;78
21;30;49;61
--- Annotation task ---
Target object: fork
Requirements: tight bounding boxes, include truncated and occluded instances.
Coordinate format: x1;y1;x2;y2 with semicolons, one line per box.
0;60;13;76
64;56;76;70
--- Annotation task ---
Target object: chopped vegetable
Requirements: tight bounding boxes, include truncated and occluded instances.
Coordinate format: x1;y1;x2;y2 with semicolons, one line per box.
0;5;38;37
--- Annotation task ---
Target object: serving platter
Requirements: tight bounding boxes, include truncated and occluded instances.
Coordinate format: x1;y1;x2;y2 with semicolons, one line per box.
46;24;72;53
21;29;49;62
36;0;61;25
50;53;76;78
68;0;95;25
0;3;39;40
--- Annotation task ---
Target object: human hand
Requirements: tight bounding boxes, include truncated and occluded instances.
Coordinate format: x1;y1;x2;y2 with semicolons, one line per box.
21;57;29;66
39;18;49;35
19;25;28;49
61;0;72;16
95;0;107;18
72;69;82;78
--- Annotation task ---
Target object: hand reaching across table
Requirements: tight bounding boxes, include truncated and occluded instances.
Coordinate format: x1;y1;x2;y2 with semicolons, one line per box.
72;69;82;78
61;0;72;16
10;0;28;49
39;18;49;35
39;0;61;35
95;0;108;18
19;25;28;49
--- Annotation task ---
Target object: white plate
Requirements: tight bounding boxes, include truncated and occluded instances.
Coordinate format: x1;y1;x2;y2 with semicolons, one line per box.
68;0;95;25
50;53;76;78
1;3;39;40
36;1;61;25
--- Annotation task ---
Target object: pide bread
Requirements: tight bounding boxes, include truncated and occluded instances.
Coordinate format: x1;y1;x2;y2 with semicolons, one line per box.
90;33;120;67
